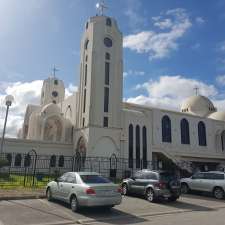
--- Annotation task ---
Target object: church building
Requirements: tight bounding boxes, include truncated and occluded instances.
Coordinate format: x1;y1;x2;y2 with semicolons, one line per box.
2;12;225;175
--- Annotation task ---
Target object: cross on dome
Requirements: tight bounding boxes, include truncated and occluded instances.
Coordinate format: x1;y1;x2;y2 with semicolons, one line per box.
96;1;108;16
194;86;199;96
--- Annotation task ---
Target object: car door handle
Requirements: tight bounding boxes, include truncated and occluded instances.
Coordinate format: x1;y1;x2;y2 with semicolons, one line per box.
60;185;63;187
72;186;74;188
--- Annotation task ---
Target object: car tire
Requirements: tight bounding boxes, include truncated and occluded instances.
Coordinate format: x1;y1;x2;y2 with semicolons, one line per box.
46;188;53;201
213;187;224;200
122;183;129;196
145;188;155;202
181;183;189;194
70;195;79;212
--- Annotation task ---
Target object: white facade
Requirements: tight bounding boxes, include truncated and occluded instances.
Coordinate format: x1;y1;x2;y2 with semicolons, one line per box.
2;14;225;173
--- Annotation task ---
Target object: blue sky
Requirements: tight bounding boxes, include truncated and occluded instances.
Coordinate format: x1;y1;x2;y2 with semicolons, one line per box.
1;0;225;136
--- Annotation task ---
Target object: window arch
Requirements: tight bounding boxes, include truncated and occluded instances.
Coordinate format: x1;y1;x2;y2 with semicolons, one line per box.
6;153;12;166
221;131;225;151
198;121;207;146
136;125;140;168
128;124;133;168
58;155;64;167
50;155;56;167
162;115;172;143
85;39;89;50
24;154;31;167
106;18;112;26
105;52;110;60
14;154;22;167
180;118;190;144
142;126;147;169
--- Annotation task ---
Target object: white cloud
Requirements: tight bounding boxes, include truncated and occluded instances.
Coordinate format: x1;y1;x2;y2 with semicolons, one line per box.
195;17;205;25
126;75;218;110
0;80;77;138
123;70;145;78
216;75;225;85
123;8;192;60
219;41;225;52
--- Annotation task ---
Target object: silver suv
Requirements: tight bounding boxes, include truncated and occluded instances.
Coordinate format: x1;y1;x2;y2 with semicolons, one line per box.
121;170;181;202
181;171;225;199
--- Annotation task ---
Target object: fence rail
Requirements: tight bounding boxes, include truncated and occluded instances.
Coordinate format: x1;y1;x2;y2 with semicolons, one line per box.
0;151;155;188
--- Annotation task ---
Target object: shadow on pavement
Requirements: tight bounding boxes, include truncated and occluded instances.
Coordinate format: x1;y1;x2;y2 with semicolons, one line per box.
53;200;147;224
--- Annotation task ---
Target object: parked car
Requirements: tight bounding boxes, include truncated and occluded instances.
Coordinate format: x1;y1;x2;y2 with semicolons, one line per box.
46;172;122;212
181;171;225;199
121;170;181;202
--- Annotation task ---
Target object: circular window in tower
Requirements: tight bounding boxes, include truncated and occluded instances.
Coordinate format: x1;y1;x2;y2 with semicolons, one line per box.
52;91;58;97
104;37;112;47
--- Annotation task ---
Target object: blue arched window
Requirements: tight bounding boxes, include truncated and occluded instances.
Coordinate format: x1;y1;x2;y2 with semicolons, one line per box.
128;124;133;168
142;126;147;169
136;125;140;168
162;115;172;143
198;121;207;146
180;118;190;144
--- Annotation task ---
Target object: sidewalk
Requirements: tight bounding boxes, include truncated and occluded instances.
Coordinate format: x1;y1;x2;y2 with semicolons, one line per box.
0;188;46;200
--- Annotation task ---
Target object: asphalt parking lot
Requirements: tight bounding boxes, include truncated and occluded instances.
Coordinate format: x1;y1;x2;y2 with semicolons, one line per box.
0;194;225;225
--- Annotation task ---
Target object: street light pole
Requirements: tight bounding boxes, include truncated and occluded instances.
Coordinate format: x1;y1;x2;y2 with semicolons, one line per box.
0;95;14;156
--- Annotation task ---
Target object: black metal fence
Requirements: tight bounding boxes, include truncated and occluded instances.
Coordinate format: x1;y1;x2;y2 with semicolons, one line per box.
0;150;155;188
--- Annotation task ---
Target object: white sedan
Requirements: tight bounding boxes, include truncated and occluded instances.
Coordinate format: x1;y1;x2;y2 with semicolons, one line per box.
46;172;122;212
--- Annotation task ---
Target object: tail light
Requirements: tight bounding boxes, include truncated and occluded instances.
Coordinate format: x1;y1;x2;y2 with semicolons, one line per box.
86;188;96;195
155;182;166;189
117;187;122;193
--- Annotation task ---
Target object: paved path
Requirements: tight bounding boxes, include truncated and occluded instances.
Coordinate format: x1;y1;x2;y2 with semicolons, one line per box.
0;194;225;225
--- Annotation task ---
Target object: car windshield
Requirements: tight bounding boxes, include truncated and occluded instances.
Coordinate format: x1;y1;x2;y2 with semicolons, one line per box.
80;175;111;184
159;172;177;182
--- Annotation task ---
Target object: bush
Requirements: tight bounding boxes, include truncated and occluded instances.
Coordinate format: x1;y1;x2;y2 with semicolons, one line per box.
0;158;9;168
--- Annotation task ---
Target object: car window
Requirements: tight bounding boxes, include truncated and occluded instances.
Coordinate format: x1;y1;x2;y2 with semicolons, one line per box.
145;172;158;180
192;173;204;179
80;175;111;184
212;173;224;180
203;173;214;179
134;172;143;179
66;173;77;183
159;172;176;182
58;173;69;182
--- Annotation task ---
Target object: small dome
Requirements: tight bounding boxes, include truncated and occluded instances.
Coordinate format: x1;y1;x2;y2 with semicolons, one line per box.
181;95;216;117
208;111;225;121
41;103;61;115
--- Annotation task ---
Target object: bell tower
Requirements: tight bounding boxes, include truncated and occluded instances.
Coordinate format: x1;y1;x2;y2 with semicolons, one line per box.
77;14;123;130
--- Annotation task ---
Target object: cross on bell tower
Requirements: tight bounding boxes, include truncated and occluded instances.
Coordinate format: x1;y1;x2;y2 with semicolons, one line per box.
96;1;108;16
52;66;59;78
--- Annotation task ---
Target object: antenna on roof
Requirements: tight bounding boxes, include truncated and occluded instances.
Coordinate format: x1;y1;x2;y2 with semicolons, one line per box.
52;65;59;78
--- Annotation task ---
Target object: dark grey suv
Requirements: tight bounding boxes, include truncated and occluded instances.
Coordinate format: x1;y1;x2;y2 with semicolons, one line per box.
121;170;181;202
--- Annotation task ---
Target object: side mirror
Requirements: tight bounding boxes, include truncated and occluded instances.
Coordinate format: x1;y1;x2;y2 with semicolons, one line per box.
54;178;58;182
130;176;136;180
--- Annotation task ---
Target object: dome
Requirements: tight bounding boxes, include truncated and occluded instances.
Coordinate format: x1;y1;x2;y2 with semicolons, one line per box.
181;95;216;117
41;103;61;115
208;111;225;121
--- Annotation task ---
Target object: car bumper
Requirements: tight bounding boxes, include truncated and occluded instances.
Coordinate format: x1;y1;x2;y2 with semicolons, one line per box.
154;188;180;198
78;194;122;207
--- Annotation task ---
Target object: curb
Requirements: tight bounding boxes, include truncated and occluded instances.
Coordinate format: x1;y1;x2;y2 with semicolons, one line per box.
0;195;46;201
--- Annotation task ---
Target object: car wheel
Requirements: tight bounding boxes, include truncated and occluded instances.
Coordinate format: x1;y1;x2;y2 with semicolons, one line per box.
145;188;155;202
122;184;129;196
46;188;53;201
71;195;79;212
213;187;224;200
181;183;189;194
